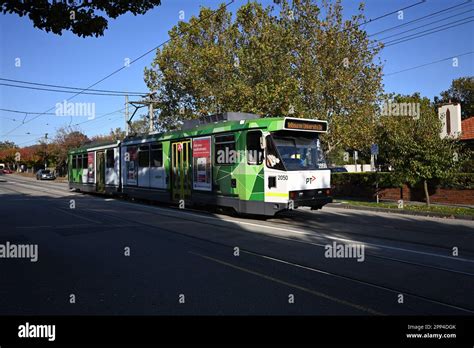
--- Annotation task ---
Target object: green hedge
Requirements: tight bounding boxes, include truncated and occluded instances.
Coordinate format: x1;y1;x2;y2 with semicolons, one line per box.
331;172;474;189
331;172;403;188
437;173;474;189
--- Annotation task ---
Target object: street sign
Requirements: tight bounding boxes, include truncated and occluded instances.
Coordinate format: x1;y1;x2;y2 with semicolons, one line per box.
371;144;379;156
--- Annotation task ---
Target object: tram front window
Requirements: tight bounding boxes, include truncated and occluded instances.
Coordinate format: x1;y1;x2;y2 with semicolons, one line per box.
271;133;327;171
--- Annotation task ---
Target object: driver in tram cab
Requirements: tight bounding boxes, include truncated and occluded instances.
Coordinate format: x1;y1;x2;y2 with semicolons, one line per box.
266;154;280;168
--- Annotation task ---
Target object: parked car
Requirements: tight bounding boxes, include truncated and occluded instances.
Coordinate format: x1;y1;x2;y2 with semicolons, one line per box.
2;168;14;174
330;167;348;173
36;169;56;180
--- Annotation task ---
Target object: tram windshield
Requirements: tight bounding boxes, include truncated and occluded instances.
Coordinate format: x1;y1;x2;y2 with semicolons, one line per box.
268;132;327;171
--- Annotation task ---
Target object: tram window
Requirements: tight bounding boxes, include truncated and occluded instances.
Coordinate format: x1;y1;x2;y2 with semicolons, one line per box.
151;144;162;167
82;155;88;169
247;131;263;165
265;136;285;171
215;134;236;165
72;156;77;169
106;149;115;168
138;145;150;167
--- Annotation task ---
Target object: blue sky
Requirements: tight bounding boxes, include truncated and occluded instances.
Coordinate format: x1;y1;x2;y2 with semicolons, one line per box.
1;0;473;146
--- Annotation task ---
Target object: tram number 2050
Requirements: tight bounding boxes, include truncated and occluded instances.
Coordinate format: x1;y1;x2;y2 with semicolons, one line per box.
277;175;288;180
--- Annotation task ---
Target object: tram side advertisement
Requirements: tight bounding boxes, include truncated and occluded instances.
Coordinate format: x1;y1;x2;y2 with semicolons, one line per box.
126;146;138;185
87;152;95;183
192;137;211;191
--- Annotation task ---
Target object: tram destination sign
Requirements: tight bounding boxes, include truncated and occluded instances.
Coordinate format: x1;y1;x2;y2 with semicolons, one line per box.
284;118;328;132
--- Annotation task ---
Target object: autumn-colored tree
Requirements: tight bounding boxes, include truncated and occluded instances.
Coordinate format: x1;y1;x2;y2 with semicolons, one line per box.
19;146;41;167
50;127;89;172
0;147;17;163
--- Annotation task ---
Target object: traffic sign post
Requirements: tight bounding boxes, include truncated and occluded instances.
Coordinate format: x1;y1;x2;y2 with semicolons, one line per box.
370;144;378;172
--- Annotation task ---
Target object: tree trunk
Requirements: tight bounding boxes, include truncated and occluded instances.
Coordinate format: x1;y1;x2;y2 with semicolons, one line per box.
423;179;430;207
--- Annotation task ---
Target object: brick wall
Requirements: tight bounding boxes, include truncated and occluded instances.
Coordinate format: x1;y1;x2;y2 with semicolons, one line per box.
334;184;474;205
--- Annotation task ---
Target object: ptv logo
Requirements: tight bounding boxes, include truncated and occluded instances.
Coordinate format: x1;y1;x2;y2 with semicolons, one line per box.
306;175;316;184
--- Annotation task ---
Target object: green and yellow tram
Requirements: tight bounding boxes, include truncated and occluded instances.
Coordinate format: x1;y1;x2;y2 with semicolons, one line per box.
68;112;332;216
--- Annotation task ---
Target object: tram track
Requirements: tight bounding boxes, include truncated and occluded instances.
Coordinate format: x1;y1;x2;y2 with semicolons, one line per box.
271;208;474;254
3;176;474;313
3;176;474;274
58;200;474;314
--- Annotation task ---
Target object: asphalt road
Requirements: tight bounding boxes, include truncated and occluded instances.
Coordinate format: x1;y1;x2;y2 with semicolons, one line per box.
0;173;473;315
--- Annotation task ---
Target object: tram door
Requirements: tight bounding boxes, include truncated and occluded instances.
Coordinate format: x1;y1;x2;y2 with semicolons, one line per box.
171;140;192;202
96;151;105;193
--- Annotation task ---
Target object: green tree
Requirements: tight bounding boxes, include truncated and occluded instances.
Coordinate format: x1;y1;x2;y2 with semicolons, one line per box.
144;0;383;151
0;141;17;150
278;0;383;153
109;127;127;141
436;76;474;120
128;115;151;135
1;0;162;37
377;94;466;206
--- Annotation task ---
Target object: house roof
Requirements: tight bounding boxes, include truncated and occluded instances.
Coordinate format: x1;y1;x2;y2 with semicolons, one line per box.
461;116;474;140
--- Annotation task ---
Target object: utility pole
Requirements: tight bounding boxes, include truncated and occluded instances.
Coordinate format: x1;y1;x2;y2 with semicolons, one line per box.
125;95;129;136
149;97;154;133
127;92;157;135
44;133;48;170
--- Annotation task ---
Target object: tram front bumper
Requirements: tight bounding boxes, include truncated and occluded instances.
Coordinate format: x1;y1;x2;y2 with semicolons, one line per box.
289;189;333;209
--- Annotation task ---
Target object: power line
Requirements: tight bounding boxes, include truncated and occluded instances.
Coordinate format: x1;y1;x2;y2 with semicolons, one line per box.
72;108;125;126
0;78;147;96
383;18;474;48
0;107;123;118
14;137;45;147
0;108;56;115
349;0;427;29
384;51;474;76
369;0;472;37
6;133;44;137
0;0;236;139
375;9;473;42
0;83;142;97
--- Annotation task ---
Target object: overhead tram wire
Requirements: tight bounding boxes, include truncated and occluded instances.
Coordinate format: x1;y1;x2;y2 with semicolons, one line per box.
369;15;474;49
0;0;236;139
0;83;143;97
0;107;125;119
14;137;46;147
72;107;126;127
369;0;473;37
375;10;474;42
0;108;56;115
9;109;125;146
341;0;427;32
381;18;474;48
383;51;474;77
0;78;147;96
